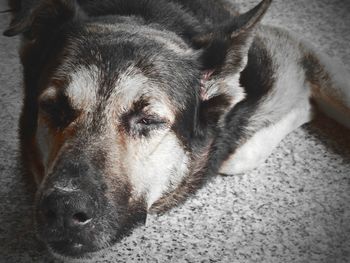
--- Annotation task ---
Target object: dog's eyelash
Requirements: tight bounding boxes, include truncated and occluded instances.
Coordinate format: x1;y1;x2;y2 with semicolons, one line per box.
138;117;152;125
121;113;167;137
137;116;166;126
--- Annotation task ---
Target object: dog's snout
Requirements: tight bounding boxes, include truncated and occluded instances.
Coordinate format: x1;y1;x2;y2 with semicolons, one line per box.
39;188;95;229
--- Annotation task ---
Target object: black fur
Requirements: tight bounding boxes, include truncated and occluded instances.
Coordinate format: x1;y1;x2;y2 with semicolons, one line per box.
39;90;79;129
4;0;273;258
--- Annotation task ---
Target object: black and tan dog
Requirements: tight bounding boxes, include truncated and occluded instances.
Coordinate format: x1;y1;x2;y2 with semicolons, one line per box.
3;0;350;260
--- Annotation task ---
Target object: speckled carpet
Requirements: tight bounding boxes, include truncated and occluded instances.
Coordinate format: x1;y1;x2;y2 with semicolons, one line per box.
0;0;349;262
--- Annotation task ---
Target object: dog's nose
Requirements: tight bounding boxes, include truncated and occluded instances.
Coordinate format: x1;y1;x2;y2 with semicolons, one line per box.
39;188;96;228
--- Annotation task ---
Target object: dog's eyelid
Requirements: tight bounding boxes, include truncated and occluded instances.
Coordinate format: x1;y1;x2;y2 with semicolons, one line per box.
121;110;168;137
39;87;58;102
136;114;167;126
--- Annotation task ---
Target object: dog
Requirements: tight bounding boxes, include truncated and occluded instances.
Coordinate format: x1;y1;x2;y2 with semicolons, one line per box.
3;0;350;260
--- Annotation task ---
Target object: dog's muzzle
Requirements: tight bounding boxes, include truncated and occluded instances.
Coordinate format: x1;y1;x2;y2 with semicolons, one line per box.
34;156;116;258
37;186;98;256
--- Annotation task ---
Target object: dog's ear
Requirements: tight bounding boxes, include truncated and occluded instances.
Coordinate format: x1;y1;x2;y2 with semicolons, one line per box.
3;0;82;38
194;0;271;71
195;0;271;128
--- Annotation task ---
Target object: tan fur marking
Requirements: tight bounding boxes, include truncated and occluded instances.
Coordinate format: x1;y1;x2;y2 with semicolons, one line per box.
29;137;45;184
311;84;350;118
36;115;78;176
48;127;77;168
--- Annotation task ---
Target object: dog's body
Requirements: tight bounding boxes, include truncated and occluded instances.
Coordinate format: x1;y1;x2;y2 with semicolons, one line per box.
4;0;350;260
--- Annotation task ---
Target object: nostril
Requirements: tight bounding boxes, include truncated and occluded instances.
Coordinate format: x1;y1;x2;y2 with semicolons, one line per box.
72;212;92;225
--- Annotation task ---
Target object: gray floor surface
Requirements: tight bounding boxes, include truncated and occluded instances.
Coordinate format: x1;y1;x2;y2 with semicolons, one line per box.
0;0;349;262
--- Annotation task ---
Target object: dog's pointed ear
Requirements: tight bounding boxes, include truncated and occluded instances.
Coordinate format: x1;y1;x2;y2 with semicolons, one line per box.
194;0;271;129
3;0;82;38
193;0;271;71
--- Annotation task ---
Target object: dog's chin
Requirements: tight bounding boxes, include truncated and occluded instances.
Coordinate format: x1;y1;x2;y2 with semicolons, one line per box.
47;240;110;262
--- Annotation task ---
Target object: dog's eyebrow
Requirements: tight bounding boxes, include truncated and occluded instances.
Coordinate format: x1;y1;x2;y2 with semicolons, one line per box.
130;97;150;113
64;66;98;109
120;97;149;124
39;86;58;102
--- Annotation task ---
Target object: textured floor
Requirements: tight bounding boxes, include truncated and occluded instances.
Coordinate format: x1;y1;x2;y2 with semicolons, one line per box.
0;0;349;262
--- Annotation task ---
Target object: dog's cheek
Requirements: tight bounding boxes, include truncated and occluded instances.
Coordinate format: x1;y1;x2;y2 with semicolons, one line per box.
36;118;52;170
122;130;190;208
35;117;76;180
31;118;52;184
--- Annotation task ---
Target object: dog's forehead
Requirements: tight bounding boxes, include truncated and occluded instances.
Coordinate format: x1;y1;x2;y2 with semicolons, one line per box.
61;65;175;118
40;25;201;126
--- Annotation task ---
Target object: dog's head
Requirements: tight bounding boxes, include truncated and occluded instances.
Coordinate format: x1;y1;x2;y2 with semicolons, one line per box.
4;0;270;259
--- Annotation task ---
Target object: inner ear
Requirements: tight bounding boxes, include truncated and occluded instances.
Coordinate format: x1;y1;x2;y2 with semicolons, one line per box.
197;69;236;128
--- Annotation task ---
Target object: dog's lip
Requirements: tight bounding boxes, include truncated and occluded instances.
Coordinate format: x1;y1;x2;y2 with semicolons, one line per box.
48;240;98;258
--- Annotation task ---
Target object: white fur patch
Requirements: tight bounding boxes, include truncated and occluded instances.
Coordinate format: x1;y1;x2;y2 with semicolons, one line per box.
65;66;98;109
124;130;189;208
219;103;312;175
112;69;149;106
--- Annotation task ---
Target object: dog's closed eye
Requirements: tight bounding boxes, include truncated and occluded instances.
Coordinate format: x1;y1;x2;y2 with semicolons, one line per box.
136;115;167;126
123;112;168;137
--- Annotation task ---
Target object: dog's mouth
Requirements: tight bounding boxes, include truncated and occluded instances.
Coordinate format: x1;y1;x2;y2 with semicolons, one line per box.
39;225;112;259
36;215;120;260
35;184;148;260
48;240;99;259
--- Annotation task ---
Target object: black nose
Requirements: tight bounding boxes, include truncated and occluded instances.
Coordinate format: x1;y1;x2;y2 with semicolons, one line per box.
39;188;96;229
